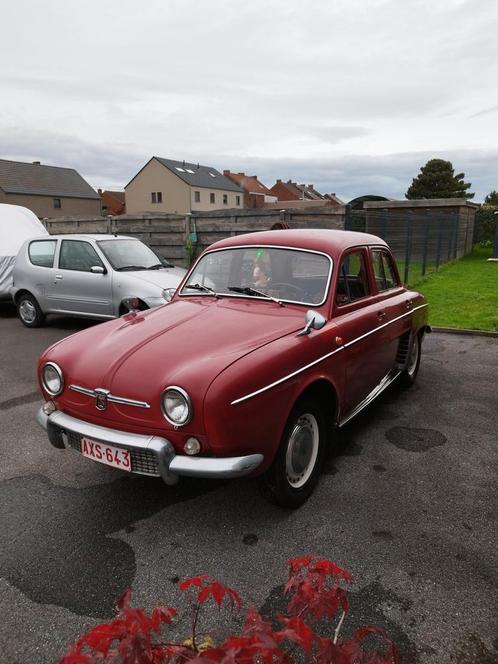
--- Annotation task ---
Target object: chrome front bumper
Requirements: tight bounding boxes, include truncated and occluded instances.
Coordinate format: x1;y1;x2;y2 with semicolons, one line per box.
37;407;264;484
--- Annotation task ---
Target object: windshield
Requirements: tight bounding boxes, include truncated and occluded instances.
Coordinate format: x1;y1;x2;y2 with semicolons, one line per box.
181;246;332;305
97;239;172;270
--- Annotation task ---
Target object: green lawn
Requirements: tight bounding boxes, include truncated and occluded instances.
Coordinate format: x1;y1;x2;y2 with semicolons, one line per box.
409;246;498;332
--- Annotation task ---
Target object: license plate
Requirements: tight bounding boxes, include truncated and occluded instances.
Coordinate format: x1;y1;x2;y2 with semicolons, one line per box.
81;437;132;472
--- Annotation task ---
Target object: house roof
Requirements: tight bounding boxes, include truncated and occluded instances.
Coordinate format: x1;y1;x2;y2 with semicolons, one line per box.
102;190;125;202
0;159;99;199
126;157;244;193
222;171;273;196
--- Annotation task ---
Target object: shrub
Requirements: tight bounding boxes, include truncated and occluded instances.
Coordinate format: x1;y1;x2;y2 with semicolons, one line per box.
60;555;400;663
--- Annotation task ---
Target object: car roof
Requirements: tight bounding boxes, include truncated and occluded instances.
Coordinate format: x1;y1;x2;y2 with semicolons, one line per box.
207;229;388;258
37;234;136;241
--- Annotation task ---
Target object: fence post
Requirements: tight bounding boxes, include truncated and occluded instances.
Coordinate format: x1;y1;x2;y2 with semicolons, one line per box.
344;204;352;230
452;214;459;259
403;212;413;285
421;217;430;276
435;214;443;269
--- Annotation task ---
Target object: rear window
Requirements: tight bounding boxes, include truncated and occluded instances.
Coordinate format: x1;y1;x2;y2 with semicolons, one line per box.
28;240;57;268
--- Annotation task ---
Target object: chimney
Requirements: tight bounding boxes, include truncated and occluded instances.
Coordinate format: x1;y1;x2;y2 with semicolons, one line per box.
32;161;41;165
276;179;282;183
182;160;185;167
98;188;103;195
223;169;230;176
238;172;245;176
309;184;314;189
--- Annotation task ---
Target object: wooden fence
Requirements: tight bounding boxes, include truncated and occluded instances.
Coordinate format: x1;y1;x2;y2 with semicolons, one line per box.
42;208;346;267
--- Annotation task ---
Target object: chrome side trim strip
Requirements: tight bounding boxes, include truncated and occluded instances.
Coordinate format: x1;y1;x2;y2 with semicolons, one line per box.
338;369;401;428
230;303;427;405
69;384;151;409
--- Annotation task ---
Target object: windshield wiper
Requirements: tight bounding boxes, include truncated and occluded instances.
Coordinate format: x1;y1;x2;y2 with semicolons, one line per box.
146;263;166;270
115;265;148;271
228;286;284;306
185;283;221;298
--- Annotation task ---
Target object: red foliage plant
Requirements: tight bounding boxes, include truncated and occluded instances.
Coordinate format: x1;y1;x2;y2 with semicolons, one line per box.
60;555;401;663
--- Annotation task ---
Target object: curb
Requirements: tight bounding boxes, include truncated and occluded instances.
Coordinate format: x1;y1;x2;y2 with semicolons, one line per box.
431;326;498;338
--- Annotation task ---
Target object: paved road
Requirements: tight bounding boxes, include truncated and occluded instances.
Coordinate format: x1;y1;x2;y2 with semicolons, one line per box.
0;302;497;664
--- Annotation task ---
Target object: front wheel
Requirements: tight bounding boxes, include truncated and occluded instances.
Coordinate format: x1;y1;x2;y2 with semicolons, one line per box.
400;333;421;387
261;399;326;508
17;293;45;328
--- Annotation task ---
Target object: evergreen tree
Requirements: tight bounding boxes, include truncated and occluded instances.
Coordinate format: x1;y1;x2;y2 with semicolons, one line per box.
484;190;498;205
405;159;474;200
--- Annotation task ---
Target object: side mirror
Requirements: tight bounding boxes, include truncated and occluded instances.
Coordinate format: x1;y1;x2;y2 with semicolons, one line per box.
297;310;327;337
90;265;106;274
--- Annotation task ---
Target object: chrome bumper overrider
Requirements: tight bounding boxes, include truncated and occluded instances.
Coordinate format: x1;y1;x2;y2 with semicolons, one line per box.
36;407;264;484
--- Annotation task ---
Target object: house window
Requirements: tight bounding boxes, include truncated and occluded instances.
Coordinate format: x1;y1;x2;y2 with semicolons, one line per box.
236;195;241;206
194;191;200;202
157;191;162;203
210;193;215;204
151;192;156;203
223;194;228;205
53;198;61;209
151;192;162;204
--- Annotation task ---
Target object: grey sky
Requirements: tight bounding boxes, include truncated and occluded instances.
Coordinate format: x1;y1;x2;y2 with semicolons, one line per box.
2;0;498;201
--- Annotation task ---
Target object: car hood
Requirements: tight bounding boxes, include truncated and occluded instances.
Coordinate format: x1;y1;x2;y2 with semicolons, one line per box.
121;266;186;289
44;297;304;428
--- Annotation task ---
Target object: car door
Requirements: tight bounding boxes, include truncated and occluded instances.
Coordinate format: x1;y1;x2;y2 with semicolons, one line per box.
332;247;394;416
47;239;113;317
369;247;410;369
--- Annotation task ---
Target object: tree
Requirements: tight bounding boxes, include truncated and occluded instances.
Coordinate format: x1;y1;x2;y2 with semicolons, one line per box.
484;190;498;205
405;159;474;200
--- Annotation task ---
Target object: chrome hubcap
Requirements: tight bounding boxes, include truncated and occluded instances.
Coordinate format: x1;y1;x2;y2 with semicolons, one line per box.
407;338;419;376
285;413;319;488
19;300;36;323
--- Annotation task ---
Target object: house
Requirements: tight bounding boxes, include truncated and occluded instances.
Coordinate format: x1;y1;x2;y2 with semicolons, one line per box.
222;170;277;208
125;157;244;214
269;179;343;208
99;189;126;215
0;159;101;218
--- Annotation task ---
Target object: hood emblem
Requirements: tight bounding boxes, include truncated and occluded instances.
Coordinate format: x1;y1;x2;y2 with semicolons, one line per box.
94;388;110;411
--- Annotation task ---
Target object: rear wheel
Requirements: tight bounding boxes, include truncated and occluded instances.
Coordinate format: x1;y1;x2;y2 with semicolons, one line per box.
261;399;326;508
400;333;421;387
17;293;45;328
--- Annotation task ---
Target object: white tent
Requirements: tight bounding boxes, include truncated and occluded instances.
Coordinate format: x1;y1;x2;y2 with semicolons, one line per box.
0;204;48;299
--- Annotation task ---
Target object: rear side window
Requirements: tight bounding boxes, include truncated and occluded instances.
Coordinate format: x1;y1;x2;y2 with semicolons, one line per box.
28;240;57;268
59;240;104;272
372;250;399;292
336;250;369;305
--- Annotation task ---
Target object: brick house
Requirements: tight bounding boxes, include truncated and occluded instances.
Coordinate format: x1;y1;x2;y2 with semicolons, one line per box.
269;179;343;207
99;189;126;215
222;170;277;208
125;157;244;214
0;159;101;218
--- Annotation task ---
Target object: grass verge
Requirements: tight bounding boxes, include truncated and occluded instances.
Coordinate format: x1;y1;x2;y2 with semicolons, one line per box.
409;246;497;331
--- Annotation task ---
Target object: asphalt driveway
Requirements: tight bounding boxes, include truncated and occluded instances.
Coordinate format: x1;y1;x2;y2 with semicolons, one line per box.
0;302;496;663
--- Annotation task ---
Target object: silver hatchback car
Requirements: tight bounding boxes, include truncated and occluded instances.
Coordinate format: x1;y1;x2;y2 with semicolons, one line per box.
11;234;186;327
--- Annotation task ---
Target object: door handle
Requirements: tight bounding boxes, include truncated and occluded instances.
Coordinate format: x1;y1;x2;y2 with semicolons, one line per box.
377;310;387;321
55;274;63;280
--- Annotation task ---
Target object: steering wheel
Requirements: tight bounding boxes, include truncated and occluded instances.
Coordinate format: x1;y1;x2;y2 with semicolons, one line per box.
270;282;306;300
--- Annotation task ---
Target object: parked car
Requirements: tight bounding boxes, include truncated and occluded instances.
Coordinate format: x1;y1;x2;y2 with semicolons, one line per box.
11;234;186;326
36;230;429;507
0;203;48;301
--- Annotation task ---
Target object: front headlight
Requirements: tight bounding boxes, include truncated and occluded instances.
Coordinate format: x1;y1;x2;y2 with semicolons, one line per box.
42;362;64;396
161;386;192;426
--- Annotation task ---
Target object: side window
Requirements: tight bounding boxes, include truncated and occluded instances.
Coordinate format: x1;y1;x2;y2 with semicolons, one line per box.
336;250;369;306
59;240;104;272
28;240;57;268
372;250;399;292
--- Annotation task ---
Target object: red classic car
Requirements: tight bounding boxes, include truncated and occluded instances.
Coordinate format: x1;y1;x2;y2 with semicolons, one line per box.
36;230;429;507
